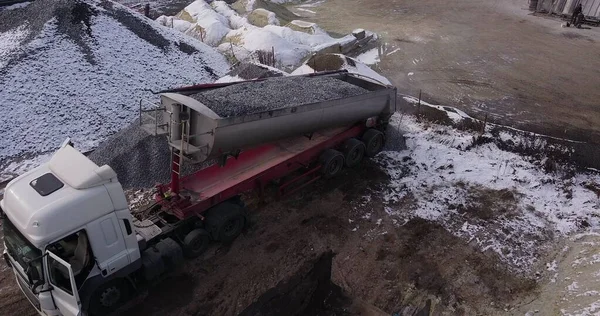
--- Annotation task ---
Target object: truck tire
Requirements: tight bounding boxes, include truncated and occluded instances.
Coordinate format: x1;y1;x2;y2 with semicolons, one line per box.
342;138;366;168
362;129;384;157
205;202;246;242
182;229;211;258
89;279;129;316
320;149;344;179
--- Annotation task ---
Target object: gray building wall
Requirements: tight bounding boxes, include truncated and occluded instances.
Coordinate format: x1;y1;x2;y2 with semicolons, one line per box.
537;0;600;18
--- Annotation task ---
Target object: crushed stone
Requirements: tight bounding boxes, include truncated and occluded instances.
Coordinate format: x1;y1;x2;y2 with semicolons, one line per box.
188;75;368;117
0;0;229;181
88;120;213;189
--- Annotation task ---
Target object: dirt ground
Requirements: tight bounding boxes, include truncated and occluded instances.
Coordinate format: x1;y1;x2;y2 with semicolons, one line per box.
117;160;538;315
515;232;600;315
296;0;600;144
0;158;543;316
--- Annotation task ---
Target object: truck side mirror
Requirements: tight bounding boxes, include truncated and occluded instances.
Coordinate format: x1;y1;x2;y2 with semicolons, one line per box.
25;264;40;285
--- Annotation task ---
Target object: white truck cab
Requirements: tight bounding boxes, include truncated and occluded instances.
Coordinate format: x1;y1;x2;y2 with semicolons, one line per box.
1;142;140;316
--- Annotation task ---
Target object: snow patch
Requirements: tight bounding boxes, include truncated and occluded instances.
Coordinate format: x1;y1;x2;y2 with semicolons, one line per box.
403;96;471;123
563;300;600;316
547;260;558;271
159;1;376;69
0;1;31;10
373;114;600;271
297;0;326;8
0;25;29;68
296;7;316;14
178;0;231;45
246;0;257;12
386;48;400;56
355;48;380;65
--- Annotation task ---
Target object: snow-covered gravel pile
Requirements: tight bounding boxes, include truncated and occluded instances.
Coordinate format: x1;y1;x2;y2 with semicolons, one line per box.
189;75;367;117
0;0;229;182
368;109;600;272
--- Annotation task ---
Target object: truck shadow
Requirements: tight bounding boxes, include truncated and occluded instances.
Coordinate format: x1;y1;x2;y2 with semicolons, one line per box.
124;273;198;316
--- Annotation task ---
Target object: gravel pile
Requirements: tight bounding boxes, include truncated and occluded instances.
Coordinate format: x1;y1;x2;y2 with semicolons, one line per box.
0;0;228;181
89;121;212;189
188;76;368;117
230;62;287;80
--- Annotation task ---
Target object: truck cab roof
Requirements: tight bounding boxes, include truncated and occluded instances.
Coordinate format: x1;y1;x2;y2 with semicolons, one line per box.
1;145;128;247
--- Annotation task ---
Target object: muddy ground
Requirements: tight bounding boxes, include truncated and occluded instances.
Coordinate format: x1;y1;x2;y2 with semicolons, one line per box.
296;0;600;144
0;159;540;315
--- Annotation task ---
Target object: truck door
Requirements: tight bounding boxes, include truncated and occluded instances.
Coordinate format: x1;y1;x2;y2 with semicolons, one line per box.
46;251;82;316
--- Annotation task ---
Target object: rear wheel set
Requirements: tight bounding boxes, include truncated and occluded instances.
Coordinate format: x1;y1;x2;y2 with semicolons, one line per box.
362;129;385;157
319;129;384;178
181;201;246;258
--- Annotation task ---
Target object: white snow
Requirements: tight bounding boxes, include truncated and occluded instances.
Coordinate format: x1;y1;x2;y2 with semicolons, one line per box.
212;1;248;29
250;8;280;26
386;48;401;56
567;281;580;292
289;19;316;28
577;291;600;297
0;3;229;181
263;24;332;46
0;25;29;68
404;96;472;123
563;300;600;316
372;112;600;271
221;26;309;67
246;0;257;12
158;1;376;70
355;48;380;65
0;2;31;10
177;0;231;45
296;8;316;14
297;0;326;8
215;75;244;83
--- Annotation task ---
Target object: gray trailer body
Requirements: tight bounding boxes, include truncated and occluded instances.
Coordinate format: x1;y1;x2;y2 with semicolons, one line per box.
149;72;396;162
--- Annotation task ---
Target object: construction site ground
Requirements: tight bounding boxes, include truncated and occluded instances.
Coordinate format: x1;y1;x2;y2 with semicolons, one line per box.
2;0;600;315
0;159;544;316
296;0;600;144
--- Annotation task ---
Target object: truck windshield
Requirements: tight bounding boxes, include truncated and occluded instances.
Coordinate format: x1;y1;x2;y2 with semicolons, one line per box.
2;216;43;284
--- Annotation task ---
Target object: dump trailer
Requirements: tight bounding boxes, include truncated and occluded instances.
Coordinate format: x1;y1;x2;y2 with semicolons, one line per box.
0;72;396;316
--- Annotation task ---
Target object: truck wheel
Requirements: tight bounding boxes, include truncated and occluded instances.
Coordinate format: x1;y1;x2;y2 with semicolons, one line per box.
89;279;129;316
320;149;344;179
342;138;366;168
182;229;211;258
362;129;385;157
205;202;245;242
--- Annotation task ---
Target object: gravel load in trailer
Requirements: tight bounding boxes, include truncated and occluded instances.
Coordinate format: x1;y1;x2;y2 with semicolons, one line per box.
187;76;369;117
149;72;396;163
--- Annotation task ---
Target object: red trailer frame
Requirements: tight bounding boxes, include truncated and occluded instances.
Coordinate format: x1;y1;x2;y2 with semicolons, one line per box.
155;123;368;220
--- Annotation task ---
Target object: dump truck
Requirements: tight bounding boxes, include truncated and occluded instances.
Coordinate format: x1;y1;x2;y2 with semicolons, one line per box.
0;71;396;316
